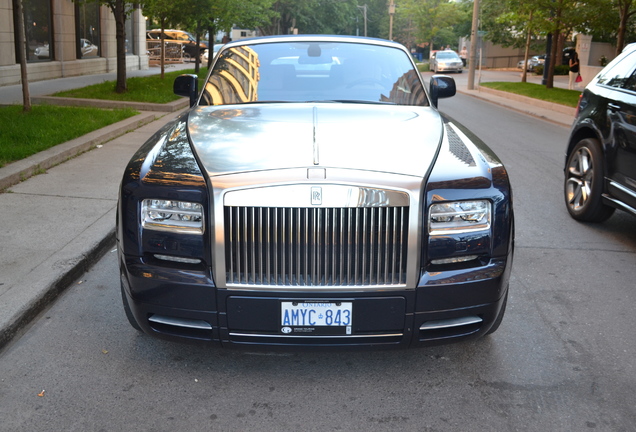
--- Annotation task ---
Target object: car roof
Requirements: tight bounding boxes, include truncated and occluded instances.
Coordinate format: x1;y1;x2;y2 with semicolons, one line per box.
221;34;406;51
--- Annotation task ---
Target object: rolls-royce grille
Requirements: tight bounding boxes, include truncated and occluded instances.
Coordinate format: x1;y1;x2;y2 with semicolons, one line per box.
225;206;409;287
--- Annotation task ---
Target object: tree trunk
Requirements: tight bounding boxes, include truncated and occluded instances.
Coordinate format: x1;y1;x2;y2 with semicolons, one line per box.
111;0;127;93
207;25;215;69
194;25;201;74
160;19;166;79
13;0;31;111
616;0;632;55
521;11;534;84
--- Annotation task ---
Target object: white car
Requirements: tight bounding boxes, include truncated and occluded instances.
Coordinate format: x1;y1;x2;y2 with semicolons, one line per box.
430;50;463;73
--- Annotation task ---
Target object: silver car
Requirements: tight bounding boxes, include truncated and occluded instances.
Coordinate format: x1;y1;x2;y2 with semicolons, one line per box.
431;50;463;73
118;35;513;349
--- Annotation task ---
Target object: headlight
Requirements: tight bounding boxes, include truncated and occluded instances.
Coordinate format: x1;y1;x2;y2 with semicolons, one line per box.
141;199;204;234
428;200;491;235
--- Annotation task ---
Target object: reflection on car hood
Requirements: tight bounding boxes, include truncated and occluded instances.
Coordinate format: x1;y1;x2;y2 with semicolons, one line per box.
187;103;442;178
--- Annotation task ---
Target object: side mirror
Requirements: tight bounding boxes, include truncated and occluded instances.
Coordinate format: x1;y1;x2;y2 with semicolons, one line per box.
174;74;199;107
429;75;456;108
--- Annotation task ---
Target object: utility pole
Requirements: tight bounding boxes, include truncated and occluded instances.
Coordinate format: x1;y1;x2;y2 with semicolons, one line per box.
388;0;396;40
356;4;368;37
467;0;480;90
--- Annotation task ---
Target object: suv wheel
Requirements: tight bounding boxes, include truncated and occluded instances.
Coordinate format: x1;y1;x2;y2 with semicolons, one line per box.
564;138;615;222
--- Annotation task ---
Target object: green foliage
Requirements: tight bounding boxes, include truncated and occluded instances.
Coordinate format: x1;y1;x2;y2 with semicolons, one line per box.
0;105;137;167
532;64;569;76
257;0;387;37
480;81;581;107
400;0;467;50
418;63;431;72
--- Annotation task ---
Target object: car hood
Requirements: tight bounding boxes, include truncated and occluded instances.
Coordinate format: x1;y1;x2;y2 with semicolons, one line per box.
187;103;443;178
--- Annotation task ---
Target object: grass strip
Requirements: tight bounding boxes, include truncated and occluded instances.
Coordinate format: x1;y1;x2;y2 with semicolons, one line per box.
0;105;138;168
479;81;581;107
52;68;208;103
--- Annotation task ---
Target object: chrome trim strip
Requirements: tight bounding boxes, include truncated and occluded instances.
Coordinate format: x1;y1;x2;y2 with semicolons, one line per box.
148;315;212;330
313;106;319;165
224;185;409;208
229;332;403;339
419;316;482;330
603;194;636;216
608;180;636;200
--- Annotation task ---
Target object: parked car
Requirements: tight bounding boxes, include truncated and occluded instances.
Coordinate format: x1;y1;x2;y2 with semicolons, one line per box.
564;42;636;222
517;55;545;71
34;44;50;59
80;38;98;58
117;35;514;349
146;29;208;61
34;38;98;59
430;50;463;73
562;47;576;65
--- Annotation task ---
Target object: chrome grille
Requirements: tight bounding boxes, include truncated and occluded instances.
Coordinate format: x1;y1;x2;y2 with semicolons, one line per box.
225;206;408;287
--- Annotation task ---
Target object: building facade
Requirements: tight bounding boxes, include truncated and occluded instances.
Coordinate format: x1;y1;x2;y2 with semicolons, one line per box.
1;0;148;86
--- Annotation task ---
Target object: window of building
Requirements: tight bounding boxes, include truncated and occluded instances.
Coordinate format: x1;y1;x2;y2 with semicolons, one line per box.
125;6;135;55
16;0;53;62
75;2;100;59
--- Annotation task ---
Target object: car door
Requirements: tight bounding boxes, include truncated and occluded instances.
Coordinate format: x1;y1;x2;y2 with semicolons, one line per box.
596;52;636;208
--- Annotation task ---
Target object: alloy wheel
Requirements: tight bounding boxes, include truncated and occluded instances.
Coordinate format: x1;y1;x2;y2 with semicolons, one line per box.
565;145;593;211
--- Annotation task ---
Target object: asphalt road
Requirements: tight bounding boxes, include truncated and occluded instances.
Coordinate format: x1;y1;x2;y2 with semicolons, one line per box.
1;93;635;431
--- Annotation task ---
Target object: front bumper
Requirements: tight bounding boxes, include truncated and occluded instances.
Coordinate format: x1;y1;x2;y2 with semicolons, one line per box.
120;250;511;350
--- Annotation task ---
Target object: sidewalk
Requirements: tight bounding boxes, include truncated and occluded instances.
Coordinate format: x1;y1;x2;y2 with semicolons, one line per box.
0;68;577;350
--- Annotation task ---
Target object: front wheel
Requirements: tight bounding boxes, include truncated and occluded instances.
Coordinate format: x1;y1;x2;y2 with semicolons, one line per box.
564;138;614;222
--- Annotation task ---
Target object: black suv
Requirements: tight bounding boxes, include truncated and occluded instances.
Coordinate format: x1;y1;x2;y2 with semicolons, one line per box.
564;43;636;222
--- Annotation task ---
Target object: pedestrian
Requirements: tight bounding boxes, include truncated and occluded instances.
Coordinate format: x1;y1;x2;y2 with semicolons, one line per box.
569;51;580;90
460;46;467;66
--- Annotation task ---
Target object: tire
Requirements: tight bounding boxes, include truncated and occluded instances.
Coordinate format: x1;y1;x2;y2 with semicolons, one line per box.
564;138;615;222
121;281;142;332
485;288;508;335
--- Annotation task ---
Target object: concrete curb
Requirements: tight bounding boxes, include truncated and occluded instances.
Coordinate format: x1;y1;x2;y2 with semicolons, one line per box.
457;87;575;128
31;96;189;112
0;225;116;350
0;111;159;192
476;86;577;116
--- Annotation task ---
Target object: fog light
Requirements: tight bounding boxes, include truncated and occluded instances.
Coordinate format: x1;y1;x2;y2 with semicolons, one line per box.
155;254;202;264
430;255;478;265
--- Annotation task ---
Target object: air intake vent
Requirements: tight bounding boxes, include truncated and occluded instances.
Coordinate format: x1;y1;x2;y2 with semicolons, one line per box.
225;206;408;287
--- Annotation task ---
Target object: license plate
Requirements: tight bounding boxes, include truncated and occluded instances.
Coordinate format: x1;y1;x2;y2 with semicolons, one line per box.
280;301;352;336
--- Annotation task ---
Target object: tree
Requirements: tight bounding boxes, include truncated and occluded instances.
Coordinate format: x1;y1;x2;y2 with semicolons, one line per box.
143;0;189;78
13;0;31;111
91;0;137;93
481;0;583;88
614;0;636;54
400;0;466;51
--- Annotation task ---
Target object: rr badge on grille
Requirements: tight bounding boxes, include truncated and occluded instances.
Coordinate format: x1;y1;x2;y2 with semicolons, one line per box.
311;186;322;205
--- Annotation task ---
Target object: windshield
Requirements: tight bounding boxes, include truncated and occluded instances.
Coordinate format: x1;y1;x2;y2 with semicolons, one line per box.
200;41;428;106
436;51;460;60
